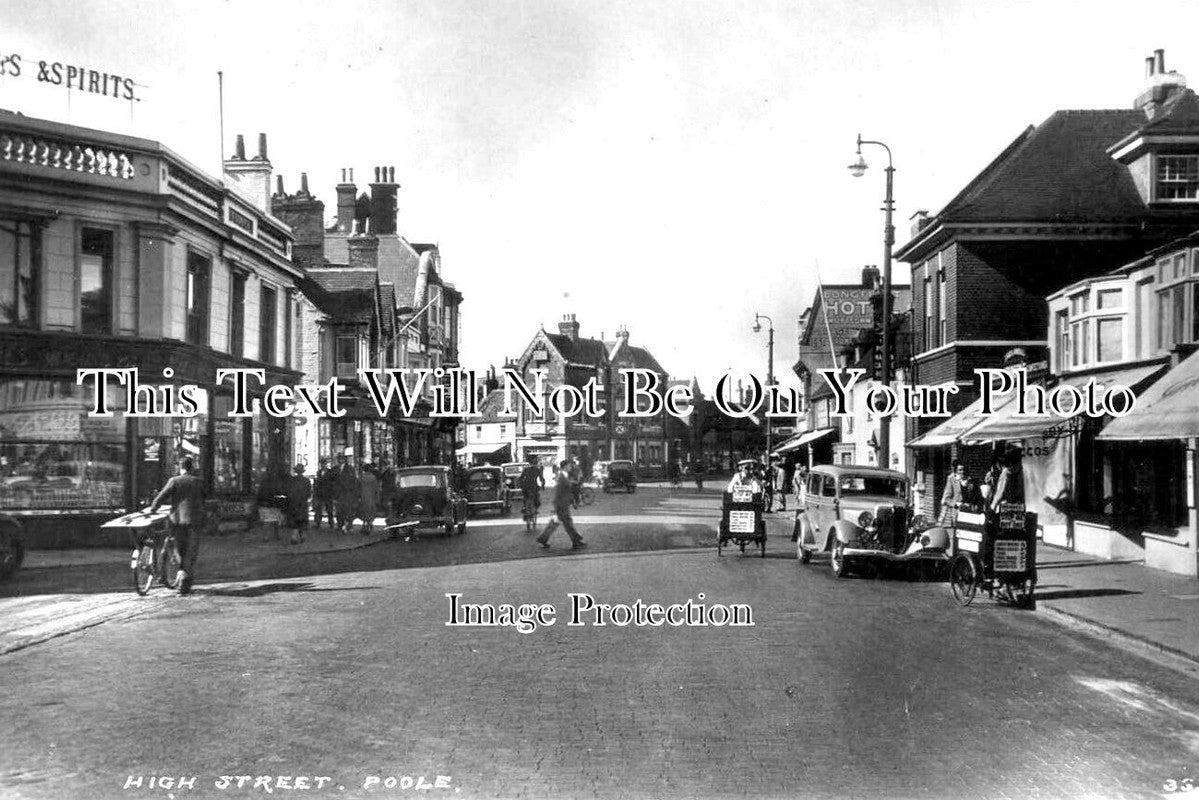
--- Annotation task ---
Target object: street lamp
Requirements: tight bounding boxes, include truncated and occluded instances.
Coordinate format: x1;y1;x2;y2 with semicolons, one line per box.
849;133;895;469
753;313;775;465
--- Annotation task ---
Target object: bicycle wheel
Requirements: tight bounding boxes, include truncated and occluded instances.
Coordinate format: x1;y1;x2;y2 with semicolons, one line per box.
579;487;595;507
160;536;182;589
133;543;156;596
949;553;979;607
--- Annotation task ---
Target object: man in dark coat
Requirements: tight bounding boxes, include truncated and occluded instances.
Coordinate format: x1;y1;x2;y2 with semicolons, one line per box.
334;454;360;534
150;457;205;594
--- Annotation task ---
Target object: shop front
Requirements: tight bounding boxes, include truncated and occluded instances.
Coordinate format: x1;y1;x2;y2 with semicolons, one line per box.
0;330;298;545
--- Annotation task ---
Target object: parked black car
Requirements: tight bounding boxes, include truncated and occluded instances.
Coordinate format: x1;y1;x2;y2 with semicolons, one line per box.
387;466;468;537
601;460;637;493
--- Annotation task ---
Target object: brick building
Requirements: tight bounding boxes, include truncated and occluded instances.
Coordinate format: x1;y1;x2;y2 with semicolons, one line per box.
900;50;1199;515
510;315;673;477
271;166;463;471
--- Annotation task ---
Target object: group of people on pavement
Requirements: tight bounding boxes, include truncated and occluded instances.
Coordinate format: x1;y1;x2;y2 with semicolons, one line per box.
310;455;396;536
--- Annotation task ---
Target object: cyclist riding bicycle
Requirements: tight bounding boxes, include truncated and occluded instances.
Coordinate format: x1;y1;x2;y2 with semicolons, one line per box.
149;456;206;595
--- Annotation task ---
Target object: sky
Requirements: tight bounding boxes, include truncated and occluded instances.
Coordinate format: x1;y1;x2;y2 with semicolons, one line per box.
5;0;1199;392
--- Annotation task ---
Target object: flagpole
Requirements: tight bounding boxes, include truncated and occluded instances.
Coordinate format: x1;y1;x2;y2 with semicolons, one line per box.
218;71;225;169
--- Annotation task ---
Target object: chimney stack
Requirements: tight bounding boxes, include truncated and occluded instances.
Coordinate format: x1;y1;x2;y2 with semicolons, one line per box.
1135;49;1187;119
336;168;357;234
223;131;273;213
558;313;580;341
615;324;629;343
861;265;880;289
369;164;399;236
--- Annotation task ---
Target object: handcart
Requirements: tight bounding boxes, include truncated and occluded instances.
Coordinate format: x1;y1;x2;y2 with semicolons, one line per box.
718;488;766;557
947;503;1037;609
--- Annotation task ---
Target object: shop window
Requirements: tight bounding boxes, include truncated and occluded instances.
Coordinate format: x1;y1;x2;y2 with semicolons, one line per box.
80;228;113;335
186;250;210;346
259;284;277;363
1155;155;1199;201
229;272;246;357
0;219;39;328
0;378;126;511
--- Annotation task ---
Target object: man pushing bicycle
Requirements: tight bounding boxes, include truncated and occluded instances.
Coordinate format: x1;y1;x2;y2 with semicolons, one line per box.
150;457;206;595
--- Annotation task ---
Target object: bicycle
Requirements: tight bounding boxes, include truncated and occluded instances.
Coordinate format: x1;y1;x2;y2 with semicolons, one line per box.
522;494;540;532
129;515;182;596
572;486;595;509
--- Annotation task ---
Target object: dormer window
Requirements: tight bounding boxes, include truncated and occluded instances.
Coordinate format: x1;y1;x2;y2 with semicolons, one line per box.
1155;155;1199;200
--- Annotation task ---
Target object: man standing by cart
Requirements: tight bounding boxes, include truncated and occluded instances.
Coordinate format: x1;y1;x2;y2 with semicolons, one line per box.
150;457;205;595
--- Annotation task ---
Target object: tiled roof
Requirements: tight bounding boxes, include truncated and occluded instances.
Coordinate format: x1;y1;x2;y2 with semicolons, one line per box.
1132;89;1199;137
471;389;517;422
623;344;666;375
545;334;607;367
934;108;1153;224
308;268;376;322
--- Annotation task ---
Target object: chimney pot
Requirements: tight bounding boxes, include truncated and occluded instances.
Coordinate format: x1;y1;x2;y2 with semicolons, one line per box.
275;175;284;196
256;133;268;161
341;168;347;183
1147;56;1157;78
300;172;309;196
388;166;395;182
234;134;245;160
1156;48;1166;75
349;168;354;182
375;166;381;182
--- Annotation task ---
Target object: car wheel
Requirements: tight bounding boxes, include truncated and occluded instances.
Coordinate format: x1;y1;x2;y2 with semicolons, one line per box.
830;538;848;579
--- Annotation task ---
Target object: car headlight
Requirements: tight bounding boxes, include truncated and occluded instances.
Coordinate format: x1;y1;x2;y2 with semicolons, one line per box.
412;503;424;516
858;511;875;530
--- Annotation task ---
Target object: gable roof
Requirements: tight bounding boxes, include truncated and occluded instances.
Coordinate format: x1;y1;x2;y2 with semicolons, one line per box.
544;333;608;367
469;389;517;422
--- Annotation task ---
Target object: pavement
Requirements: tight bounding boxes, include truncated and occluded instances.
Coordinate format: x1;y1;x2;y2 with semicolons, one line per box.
8;502;1199;673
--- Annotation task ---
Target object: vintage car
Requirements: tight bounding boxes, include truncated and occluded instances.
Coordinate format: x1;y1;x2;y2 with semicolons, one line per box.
501;462;526;501
386;466;468;537
600;459;637;493
792;464;947;578
464;465;511;516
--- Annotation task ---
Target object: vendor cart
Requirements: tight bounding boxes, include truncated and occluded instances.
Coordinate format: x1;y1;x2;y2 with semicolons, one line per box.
947;503;1037;609
718;487;766;557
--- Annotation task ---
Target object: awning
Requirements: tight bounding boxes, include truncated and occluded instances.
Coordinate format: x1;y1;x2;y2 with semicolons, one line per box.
774;427;834;454
906;395;1001;448
455;442;510;457
1098;353;1199;441
964;364;1165;444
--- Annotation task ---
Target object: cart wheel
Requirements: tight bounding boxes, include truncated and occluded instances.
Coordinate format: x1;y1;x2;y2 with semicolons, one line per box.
949;553;979;606
830;539;848;579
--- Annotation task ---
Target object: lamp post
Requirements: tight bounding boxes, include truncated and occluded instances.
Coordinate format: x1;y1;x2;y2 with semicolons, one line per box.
849;133;895;469
753;313;775;464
